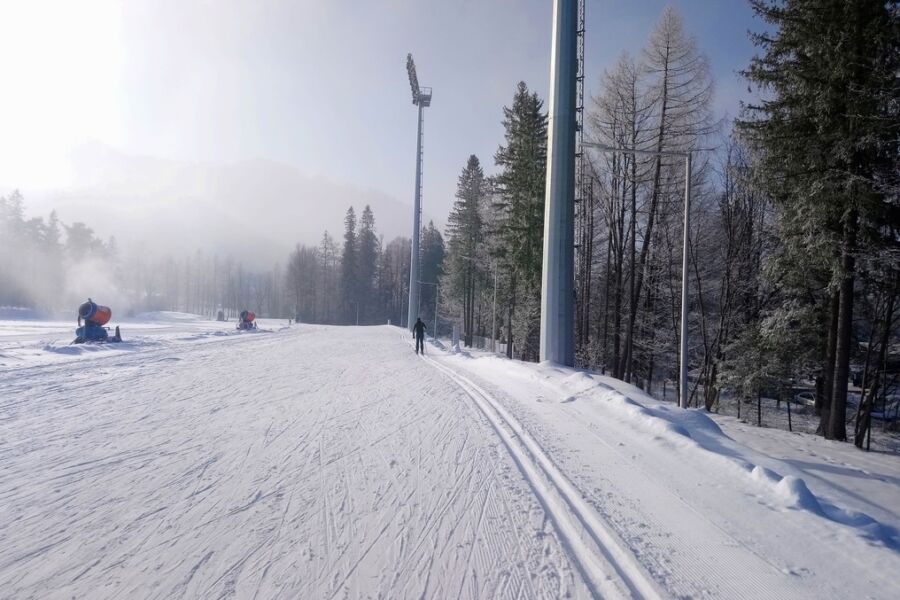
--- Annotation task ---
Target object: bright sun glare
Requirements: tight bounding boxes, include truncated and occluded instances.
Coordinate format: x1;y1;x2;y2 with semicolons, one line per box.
0;0;124;188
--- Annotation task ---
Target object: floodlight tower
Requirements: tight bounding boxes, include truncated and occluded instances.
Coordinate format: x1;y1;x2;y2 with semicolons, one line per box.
406;53;432;331
540;0;578;365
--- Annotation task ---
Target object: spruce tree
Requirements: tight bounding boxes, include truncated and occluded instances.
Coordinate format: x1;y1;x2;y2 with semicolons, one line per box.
739;0;899;440
376;236;411;327
319;231;338;323
446;155;486;346
357;205;379;324
340;207;358;324
64;222;99;262
494;82;548;360
420;221;445;327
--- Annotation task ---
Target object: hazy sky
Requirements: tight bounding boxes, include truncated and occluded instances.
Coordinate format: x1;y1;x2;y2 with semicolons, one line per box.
0;0;759;233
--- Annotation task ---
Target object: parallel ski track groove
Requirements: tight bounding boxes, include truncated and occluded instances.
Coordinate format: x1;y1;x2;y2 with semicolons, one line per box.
422;352;665;600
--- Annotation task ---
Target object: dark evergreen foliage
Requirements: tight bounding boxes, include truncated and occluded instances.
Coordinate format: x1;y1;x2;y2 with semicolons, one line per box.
738;0;900;440
493;82;548;360
446;155;487;347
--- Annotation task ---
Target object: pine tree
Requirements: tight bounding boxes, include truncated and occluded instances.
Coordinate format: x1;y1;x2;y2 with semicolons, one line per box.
0;190;25;233
376;237;411;327
357;205;379;324
42;210;65;306
340;206;358;323
739;0;899;440
44;211;62;254
494;82;548;360
0;191;28;306
64;222;100;262
286;244;319;322
419;221;445;328
446;155;487;346
319;231;339;323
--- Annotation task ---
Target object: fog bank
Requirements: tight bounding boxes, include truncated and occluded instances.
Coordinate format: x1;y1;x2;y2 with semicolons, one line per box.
18;142;429;270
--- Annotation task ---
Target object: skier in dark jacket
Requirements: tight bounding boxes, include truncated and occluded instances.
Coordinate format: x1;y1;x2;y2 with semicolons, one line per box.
412;317;427;354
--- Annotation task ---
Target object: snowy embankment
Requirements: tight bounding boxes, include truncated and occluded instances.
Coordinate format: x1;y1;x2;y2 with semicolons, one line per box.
430;345;900;598
1;321;897;599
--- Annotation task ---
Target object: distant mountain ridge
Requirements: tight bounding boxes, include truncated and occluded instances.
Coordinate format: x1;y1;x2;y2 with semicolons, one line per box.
14;143;420;269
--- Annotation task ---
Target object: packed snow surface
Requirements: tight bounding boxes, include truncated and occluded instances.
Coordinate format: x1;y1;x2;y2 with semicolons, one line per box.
1;319;898;599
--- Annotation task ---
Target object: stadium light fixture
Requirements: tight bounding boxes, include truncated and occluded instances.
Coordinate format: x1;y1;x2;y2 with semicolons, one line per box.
405;54;432;331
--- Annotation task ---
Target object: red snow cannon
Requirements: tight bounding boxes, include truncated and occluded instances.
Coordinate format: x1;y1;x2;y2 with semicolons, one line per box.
74;298;122;343
78;299;112;326
237;310;257;330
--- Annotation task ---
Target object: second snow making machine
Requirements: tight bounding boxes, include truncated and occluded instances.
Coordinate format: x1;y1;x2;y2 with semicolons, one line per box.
237;310;257;330
74;298;123;343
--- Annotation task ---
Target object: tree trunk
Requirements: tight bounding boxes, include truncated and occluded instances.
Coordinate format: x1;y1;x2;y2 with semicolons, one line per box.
826;211;858;441
583;181;594;352
855;293;893;448
621;53;669;383
817;292;839;431
506;301;514;359
602;233;611;372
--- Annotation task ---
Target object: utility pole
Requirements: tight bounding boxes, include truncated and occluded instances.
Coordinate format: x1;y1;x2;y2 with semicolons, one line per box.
491;261;498;352
574;0;587;351
405;54;432;331
583;142;693;408
539;0;578;366
679;152;692;408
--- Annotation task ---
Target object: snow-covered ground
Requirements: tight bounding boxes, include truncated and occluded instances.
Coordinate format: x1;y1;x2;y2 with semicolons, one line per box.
1;318;898;598
0;311;281;369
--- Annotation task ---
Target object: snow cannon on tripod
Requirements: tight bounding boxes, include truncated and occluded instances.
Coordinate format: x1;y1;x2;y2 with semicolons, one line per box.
74;298;123;344
237;310;257;330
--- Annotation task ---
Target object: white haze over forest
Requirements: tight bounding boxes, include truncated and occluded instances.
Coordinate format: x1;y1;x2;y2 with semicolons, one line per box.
5;142;420;270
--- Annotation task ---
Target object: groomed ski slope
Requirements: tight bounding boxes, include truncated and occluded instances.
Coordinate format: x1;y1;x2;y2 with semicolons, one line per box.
1;321;898;599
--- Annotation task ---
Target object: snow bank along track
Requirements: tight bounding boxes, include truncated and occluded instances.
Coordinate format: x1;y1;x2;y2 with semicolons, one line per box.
422;353;665;600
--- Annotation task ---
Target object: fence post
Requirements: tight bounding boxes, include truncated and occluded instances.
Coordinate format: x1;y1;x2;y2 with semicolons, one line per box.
757;391;762;427
787;398;792;432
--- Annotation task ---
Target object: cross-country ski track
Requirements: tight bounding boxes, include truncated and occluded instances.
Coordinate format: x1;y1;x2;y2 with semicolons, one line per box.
1;320;898;599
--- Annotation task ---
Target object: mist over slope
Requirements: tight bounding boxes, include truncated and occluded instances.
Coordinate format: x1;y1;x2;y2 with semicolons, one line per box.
17;143;423;268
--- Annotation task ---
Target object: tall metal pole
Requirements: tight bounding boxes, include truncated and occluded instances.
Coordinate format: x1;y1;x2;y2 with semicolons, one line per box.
407;101;424;331
540;0;578;365
491;262;498;352
679;152;692;408
583;141;694;408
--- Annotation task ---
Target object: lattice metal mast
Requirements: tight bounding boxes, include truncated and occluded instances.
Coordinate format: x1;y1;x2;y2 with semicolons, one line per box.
574;0;588;352
575;0;585;204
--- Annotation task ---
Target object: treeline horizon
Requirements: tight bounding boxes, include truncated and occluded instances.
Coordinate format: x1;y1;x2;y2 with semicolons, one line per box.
0;191;429;326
